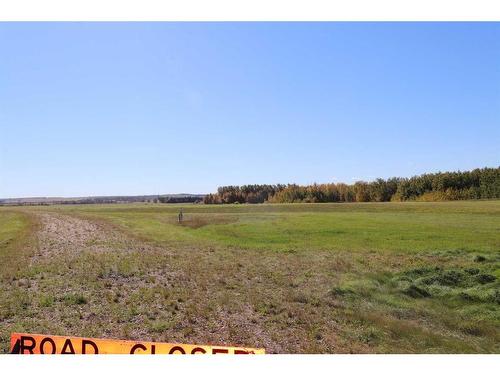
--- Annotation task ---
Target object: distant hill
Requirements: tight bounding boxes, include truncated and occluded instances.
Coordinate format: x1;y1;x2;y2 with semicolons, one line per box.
0;194;206;206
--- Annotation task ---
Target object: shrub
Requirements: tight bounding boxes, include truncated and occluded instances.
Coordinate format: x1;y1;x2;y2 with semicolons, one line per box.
474;255;487;263
62;293;87;305
403;285;431;298
475;274;496;284
432;270;464;287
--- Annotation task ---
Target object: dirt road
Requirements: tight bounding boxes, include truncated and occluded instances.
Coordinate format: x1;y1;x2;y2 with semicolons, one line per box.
32;212;154;259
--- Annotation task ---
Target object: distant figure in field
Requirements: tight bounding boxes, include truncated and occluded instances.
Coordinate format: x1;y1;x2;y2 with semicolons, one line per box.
178;208;183;223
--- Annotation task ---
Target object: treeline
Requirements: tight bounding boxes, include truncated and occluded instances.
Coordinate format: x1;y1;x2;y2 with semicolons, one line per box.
0;194;206;206
158;196;203;204
203;167;500;204
204;184;286;204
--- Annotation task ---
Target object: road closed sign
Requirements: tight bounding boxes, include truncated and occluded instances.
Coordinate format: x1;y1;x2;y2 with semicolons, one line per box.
10;333;265;354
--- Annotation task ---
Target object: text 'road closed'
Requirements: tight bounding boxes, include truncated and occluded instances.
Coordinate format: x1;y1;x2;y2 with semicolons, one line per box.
10;333;265;354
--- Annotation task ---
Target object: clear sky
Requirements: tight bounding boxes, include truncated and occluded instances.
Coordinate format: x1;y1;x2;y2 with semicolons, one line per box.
1;22;499;198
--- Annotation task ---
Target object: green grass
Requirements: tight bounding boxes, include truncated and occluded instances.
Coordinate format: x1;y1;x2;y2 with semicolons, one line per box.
0;210;39;348
0;211;29;253
53;200;500;253
1;200;499;353
0;210;35;280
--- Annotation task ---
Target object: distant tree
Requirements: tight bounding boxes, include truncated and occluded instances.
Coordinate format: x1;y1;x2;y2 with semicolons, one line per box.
203;167;500;204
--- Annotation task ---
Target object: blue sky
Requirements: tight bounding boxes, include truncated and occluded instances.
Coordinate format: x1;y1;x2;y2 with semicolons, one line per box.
1;22;499;197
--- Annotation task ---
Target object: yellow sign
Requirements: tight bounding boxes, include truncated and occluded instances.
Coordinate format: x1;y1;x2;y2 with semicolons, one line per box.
10;333;265;354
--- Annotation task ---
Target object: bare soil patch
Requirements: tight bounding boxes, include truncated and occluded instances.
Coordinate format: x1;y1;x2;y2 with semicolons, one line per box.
178;215;239;229
34;212;125;258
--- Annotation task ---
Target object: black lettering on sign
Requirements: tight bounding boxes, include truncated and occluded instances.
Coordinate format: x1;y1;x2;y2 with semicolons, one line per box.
10;339;21;354
130;344;147;354
61;339;76;354
169;346;186;354
40;337;56;354
234;350;251;354
20;336;36;354
191;347;206;354
151;345;156;354
212;348;229;354
82;339;99;354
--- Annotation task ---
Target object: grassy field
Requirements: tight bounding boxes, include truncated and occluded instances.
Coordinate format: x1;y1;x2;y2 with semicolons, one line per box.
0;201;499;353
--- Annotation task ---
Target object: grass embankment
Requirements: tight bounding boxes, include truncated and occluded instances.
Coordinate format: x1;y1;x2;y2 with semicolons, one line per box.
0;210;36;278
0;210;38;347
1;201;499;353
